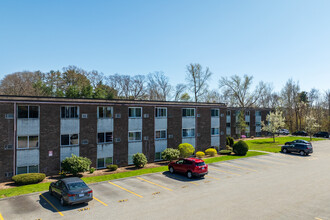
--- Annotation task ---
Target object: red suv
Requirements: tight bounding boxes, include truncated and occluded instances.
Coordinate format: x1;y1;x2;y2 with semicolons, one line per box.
168;158;208;178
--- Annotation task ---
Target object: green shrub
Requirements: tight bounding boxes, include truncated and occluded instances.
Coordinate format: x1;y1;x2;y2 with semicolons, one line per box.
178;143;195;158
12;173;46;185
233;140;249;156
250;136;254;139
196;151;205;158
205;148;217;157
219;150;232;155
226;136;234;147
89;167;95;174
132;153;148;168
107;164;118;171
225;145;233;151
161;148;180;161
61;154;92;176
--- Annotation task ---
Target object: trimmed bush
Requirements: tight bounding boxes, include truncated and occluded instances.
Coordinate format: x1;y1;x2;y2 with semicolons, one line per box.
233;140;249;156
107;164;118;171
205;148;217;157
132;153;148;168
89;167;95;174
225;145;233;151
161;148;180;161
178;143;195;158
61;154;92;176
12;173;46;185
226;136;234;147
219;150;232;155
196;151;205;158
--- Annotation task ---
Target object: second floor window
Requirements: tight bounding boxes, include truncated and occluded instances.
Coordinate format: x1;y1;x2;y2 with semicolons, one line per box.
98;132;113;143
211;128;219;136
256;111;261;116
18;106;39;119
155;108;167;118
226;110;231;116
182;128;195;138
61;134;79;146
98;107;113;118
61;106;78;119
211;109;219;117
155;130;167;139
17;136;39;149
128;131;142;141
226;123;231;127
182;108;195;117
129;107;142;118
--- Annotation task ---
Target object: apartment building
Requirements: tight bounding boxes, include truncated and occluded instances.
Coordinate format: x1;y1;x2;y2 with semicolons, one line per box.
0;96;227;182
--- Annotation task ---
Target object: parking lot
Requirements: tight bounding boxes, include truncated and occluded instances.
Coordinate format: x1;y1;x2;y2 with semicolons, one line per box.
0;140;329;220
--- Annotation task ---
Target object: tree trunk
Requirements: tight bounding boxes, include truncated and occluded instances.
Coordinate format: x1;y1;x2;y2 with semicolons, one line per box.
273;134;275;143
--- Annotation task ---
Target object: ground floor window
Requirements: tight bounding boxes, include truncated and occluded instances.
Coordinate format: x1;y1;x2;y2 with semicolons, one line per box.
155;152;162;160
97;157;113;168
17;165;39;174
256;132;261;137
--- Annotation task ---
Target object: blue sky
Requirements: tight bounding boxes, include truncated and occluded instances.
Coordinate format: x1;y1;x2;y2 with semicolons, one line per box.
0;0;329;93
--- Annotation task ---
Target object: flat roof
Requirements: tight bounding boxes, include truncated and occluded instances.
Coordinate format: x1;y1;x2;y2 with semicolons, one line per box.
0;95;226;107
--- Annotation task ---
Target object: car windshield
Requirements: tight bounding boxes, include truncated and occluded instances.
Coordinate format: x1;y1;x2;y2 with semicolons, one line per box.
196;162;205;166
67;182;87;190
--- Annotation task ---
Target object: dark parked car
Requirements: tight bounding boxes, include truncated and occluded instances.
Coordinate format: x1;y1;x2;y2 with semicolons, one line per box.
292;131;308;136
313;132;329;138
49;177;93;206
282;140;313;156
168;158;208;179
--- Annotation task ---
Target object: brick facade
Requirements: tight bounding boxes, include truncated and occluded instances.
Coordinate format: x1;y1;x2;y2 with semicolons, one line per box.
196;107;211;152
113;105;128;166
142;106;155;162
167;107;182;149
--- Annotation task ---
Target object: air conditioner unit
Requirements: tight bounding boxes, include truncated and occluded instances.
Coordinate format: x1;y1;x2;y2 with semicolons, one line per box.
115;114;121;118
144;114;149;118
4;145;13;150
82;114;88;119
82;139;88;145
5;114;14;119
115;138;121;142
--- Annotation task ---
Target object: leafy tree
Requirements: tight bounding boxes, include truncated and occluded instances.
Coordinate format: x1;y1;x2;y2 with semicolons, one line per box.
236;111;248;137
305;114;320;141
261;109;286;143
61;154;92;176
178;143;195;158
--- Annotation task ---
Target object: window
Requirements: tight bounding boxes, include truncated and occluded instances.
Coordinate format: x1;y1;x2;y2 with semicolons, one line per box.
226;123;231;127
61;134;79;146
155;108;167;118
256;132;261;137
17;136;39;149
155;152;162;160
128;131;142;141
246;122;250;126
211;109;219;117
98;132;113;143
245;111;250;116
182;108;195;117
129;107;142;118
256;122;261;126
97;157;113;168
18;106;39;119
256;111;261;116
226;110;231;116
211;128;219;136
98;107;113;118
156;130;167;139
17;165;39;174
182;128;195;138
61;106;78;118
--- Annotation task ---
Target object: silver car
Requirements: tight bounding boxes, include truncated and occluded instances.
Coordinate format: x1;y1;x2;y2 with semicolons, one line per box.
49;177;93;206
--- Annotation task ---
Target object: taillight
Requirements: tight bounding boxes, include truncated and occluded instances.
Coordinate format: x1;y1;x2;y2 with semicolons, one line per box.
88;190;93;194
67;193;76;197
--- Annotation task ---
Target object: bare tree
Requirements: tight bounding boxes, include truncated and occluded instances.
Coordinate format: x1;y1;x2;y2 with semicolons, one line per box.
219;75;266;108
186;63;212;102
147;71;172;101
174;84;186;101
131;75;147;100
203;90;223;103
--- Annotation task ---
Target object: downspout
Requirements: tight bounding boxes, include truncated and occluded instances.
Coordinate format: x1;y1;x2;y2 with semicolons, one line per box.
13;102;16;176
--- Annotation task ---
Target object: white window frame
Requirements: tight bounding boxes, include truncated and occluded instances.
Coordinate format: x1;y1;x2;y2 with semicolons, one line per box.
61;106;79;119
226;110;231;116
182;108;195;117
211;128;220;136
17;105;39;119
155;107;167;118
211;109;219;117
128;131;142;142
155;129;167;140
60;134;79;146
98;106;113;119
17;135;39;149
97;132;113;144
16;165;39;175
129;107;142;118
97;157;113;168
155;152;162;161
182;128;195;138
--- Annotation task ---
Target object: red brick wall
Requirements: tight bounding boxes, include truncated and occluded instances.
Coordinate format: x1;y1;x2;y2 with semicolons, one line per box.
113;105;128;166
196;107;211;152
220;108;227;150
167;107;182;149
142;106;155;162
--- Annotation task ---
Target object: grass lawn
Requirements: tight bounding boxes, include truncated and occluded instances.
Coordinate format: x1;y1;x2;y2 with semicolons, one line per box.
244;136;326;153
0;151;266;198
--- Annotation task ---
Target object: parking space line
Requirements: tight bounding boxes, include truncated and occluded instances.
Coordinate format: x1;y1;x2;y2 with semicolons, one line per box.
205;175;220;180
162;174;199;185
39;193;64;217
249;158;287;165
208;167;241;176
221;163;257;172
0;212;4;220
93;196;108;206
315;217;323;220
234;160;272;168
108;181;143;198
136;177;173;191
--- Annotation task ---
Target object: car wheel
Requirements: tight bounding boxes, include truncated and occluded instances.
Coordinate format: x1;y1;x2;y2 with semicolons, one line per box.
187;171;193;179
200;174;205;178
282;148;287;153
300;151;305;156
60;197;67;206
169;166;174;174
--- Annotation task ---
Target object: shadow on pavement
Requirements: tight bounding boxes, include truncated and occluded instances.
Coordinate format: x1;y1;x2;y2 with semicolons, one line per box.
161;171;204;183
